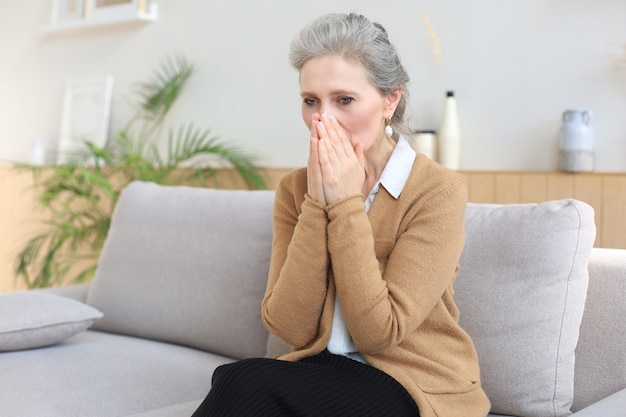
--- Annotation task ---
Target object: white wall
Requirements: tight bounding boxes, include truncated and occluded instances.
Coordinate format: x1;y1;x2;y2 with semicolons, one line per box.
1;0;625;171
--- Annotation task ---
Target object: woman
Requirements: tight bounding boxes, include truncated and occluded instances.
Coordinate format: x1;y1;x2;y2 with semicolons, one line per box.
192;13;490;417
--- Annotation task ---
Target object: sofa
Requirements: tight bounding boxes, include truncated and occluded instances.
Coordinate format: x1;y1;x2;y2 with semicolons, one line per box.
1;180;625;417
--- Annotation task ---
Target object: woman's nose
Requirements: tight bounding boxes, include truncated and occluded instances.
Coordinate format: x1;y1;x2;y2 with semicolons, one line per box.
318;103;330;116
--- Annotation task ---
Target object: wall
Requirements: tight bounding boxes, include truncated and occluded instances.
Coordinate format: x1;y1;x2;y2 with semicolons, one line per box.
1;0;625;171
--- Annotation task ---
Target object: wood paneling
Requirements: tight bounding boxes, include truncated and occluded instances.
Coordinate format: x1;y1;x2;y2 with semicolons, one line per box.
602;176;626;249
463;171;626;249
520;173;548;203
0;169;41;293
465;173;495;203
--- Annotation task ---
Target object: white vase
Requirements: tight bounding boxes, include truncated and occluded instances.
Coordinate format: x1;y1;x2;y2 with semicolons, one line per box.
559;109;594;172
437;91;461;170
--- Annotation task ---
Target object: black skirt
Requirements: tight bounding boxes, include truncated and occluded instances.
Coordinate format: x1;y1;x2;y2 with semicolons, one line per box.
191;350;420;417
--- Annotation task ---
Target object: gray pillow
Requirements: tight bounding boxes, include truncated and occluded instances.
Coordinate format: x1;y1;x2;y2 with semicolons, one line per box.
454;199;595;417
86;182;275;359
0;292;103;351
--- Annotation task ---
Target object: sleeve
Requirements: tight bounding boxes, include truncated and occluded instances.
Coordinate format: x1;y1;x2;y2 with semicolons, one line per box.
261;176;331;349
326;176;467;354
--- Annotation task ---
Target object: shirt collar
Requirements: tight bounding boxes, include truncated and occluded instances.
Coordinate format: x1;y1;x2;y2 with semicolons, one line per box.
374;136;416;199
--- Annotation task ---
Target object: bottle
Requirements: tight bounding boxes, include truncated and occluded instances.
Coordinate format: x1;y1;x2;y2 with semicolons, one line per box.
437;91;461;170
559;109;594;172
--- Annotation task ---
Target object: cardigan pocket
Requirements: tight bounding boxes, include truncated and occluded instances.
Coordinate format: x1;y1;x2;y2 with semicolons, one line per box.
419;379;480;395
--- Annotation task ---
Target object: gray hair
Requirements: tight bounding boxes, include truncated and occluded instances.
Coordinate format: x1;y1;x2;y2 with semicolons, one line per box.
289;13;410;140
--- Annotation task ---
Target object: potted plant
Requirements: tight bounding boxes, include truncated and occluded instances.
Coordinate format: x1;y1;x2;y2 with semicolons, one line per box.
15;56;266;289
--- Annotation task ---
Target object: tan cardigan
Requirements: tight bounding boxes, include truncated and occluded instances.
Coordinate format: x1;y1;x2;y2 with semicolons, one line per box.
262;155;490;417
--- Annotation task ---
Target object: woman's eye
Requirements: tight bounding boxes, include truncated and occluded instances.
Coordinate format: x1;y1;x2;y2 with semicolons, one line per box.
339;97;353;105
303;98;317;106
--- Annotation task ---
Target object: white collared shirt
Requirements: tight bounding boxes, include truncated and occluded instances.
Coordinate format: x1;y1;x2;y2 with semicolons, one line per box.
327;136;417;363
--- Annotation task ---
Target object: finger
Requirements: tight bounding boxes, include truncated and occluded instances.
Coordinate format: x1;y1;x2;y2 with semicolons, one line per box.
309;115;321;167
354;142;366;168
309;136;318;160
318;138;347;205
308;137;326;204
318;138;332;171
316;122;341;167
315;120;333;152
310;115;319;140
321;114;346;157
328;114;353;157
309;136;325;177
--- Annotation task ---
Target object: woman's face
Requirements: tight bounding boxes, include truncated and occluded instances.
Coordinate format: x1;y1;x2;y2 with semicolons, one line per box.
299;55;399;151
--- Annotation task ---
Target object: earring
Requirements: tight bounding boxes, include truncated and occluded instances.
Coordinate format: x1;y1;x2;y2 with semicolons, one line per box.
385;118;393;138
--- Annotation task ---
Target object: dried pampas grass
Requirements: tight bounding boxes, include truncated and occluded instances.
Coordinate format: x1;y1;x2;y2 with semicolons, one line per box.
420;11;447;89
608;41;626;70
420;11;443;65
615;43;626;70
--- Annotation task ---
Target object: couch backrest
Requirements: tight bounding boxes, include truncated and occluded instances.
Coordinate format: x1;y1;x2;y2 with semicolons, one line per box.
85;181;276;359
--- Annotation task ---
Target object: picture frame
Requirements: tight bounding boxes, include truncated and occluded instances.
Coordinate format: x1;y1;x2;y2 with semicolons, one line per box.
57;76;114;164
85;0;147;22
51;0;85;24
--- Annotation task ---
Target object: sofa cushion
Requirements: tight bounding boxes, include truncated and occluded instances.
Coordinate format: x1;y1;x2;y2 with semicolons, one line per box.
85;182;276;359
0;292;102;351
0;330;233;417
126;400;203;417
454;199;595;417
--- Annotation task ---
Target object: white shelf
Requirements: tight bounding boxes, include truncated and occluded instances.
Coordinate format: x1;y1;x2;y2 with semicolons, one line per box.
41;3;158;35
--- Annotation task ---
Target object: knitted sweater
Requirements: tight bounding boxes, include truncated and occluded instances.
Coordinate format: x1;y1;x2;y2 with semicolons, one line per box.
262;154;491;417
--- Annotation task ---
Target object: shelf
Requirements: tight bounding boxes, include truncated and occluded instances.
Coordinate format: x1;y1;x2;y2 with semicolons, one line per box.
41;3;158;35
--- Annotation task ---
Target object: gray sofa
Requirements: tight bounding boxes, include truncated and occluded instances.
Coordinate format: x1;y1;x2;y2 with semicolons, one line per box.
1;180;625;417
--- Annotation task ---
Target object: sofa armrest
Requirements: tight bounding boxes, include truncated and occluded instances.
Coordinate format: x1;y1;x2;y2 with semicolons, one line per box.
34;283;91;302
573;248;626;410
570;389;626;417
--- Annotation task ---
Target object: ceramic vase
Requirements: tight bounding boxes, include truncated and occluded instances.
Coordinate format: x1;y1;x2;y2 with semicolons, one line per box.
559;109;594;172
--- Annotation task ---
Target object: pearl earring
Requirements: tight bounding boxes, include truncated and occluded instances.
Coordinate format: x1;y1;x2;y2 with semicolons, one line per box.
385;118;393;138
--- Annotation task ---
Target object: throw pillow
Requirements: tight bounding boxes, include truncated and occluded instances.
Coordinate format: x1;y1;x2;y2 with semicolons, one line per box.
86;182;276;360
454;199;595;417
0;292;103;351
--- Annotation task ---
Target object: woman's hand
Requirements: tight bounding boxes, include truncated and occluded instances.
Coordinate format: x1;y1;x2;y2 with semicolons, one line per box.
307;113;326;205
316;113;365;205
